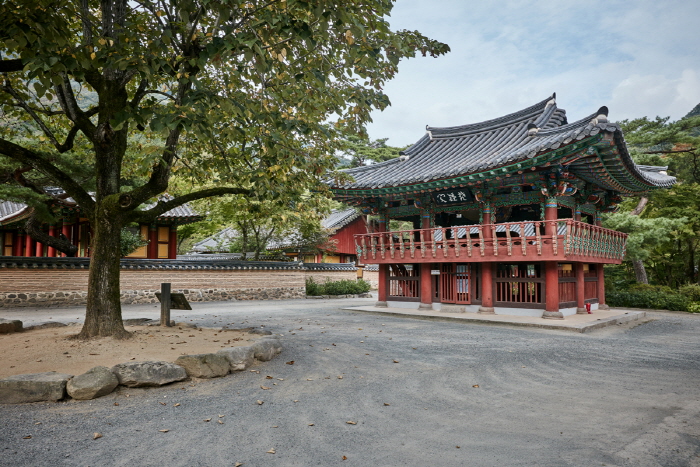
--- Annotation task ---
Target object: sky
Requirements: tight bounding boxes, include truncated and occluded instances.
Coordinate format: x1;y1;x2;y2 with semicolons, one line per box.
366;0;700;147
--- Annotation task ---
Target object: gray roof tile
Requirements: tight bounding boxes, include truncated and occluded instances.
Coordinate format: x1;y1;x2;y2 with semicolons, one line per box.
331;94;676;192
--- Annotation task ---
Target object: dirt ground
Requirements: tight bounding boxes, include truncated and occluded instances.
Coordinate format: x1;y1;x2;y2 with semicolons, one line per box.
0;324;257;379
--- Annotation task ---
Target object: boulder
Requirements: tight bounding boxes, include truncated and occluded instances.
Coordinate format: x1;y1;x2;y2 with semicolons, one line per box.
248;328;273;335
67;366;119;400
0;372;72;404
174;354;230;378
111;361;187;387
251;338;283;362
0;318;23;334
217;346;255;372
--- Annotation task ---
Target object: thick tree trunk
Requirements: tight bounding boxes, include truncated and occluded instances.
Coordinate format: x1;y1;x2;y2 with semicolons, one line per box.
632;259;649;284
630;197;649;284
77;201;129;339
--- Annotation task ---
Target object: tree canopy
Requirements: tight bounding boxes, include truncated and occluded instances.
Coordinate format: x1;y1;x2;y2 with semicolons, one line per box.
0;0;449;337
604;111;700;288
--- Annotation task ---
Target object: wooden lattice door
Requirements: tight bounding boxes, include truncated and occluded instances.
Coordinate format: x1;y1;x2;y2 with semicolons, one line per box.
440;264;471;304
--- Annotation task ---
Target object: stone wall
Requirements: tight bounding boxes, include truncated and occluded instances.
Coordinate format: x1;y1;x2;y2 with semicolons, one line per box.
0;258;357;308
360;265;379;289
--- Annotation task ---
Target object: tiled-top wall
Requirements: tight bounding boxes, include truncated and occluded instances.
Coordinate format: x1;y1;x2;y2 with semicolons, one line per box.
0;258;358;308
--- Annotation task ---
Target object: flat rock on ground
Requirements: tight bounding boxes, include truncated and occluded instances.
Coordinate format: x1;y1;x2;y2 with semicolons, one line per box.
66;366;119;400
174;353;230;378
251;337;282;361
217;346;255;371
111;361;187;388
0;371;72;404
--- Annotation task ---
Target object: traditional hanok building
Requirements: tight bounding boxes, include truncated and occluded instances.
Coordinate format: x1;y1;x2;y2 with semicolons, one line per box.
0;196;201;259
330;94;675;318
189;208;367;263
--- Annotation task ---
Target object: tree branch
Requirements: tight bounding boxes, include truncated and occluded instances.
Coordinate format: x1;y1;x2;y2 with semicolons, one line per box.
125;187;250;224
0;59;23;73
0;138;95;211
25;211;79;257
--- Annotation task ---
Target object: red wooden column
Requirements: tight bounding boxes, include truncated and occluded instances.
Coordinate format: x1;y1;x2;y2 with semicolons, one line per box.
575;263;586;314
593;212;609;309
147;224;158;259
24;233;35;257
35;239;44;257
61;220;72;257
168;226;178;259
376;214;389;307
543;198;563;319
47;225;56;257
419;209;433;310
14;232;24;256
478;202;495;314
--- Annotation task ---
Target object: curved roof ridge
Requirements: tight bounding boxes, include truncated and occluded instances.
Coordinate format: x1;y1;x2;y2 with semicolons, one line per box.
426;94;556;137
533;110;601;136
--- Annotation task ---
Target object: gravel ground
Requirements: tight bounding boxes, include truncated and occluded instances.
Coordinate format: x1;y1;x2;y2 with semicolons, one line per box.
1;298;699;467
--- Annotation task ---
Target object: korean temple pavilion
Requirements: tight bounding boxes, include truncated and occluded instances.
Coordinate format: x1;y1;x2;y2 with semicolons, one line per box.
329;94;675;318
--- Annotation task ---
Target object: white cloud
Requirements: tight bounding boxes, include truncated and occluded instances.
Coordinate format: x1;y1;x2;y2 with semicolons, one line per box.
366;0;700;147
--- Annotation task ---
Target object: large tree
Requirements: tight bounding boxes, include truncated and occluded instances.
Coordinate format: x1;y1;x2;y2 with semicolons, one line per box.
0;0;448;338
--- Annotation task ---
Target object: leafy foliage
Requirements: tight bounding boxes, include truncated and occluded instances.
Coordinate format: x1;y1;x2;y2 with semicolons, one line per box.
337;134;406;167
305;277;370;296
0;0;449;337
604;109;700;290
119;228;148;257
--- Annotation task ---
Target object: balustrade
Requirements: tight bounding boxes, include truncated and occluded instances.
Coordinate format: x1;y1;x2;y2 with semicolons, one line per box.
354;219;627;264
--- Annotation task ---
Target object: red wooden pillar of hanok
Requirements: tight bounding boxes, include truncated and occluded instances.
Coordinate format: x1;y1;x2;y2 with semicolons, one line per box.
14;231;24;256
593;213;608;309
376;213;389;307
47;224;56;257
35;239;43;257
148;224;158;259
543;198;563;319
24;233;35;257
575;263;586;314
61;219;72;257
168;226;178;259
478;201;495;314
419;209;433;310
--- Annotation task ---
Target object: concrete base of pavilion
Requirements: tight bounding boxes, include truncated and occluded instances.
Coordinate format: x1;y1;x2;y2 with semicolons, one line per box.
342;305;646;333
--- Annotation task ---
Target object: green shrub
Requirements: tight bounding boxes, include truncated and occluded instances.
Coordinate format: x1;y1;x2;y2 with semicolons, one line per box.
305;278;371;296
607;290;691;311
305;277;323;296
678;284;700;302
686;302;700;313
627;283;674;294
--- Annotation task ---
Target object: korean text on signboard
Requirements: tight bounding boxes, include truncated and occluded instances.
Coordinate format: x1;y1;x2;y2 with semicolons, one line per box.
432;189;473;206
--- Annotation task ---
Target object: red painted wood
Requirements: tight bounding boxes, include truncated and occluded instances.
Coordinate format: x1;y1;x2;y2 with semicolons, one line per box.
597;265;606;306
420;263;432;306
576;263;585;309
13;232;24;257
544;205;559;311
25;234;35;257
330;217;367;255
61;222;71;257
148;226;158;259
169;228;178;259
47;225;56;257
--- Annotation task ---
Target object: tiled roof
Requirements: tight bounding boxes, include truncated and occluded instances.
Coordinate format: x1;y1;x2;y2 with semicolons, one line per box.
191;228;239;253
321;208;361;230
331;94;675;193
0;256;306;271
0;193;202;225
0;201;29;223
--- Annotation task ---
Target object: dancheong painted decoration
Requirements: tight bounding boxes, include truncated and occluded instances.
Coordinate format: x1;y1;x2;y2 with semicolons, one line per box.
329;94;675;319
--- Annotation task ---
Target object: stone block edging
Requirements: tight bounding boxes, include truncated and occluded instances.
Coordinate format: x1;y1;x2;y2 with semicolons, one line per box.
0;335;282;404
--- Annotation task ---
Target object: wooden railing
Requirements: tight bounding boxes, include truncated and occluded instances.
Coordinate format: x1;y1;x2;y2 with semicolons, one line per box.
354;219;627;263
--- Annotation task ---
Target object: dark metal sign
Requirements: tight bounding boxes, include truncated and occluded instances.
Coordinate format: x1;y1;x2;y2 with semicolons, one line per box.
432;188;473;206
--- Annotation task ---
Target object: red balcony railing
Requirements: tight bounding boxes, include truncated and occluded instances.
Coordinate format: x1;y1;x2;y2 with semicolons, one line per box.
354;219;627;264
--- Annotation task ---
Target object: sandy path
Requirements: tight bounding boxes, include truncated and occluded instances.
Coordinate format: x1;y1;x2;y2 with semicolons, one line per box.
0;325;257;378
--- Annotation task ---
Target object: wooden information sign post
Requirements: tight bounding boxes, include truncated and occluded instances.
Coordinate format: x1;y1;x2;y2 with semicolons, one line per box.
156;283;192;327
